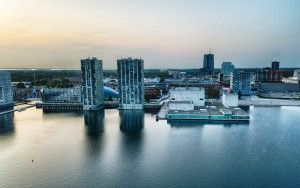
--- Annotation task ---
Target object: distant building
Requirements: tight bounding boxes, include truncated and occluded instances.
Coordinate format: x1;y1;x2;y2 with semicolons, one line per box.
257;82;300;99
13;87;33;101
0;71;13;109
218;73;224;82
203;53;214;75
221;62;235;76
117;57;144;109
256;67;283;83
42;87;82;103
293;69;300;80
144;86;162;102
173;72;187;79
169;87;205;111
144;77;161;84
81;57;104;110
282;69;300;84
271;61;280;70
258;83;300;93
230;71;251;96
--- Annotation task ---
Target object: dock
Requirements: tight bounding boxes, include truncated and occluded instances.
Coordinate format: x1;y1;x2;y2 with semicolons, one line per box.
156;102;168;120
0;104;36;116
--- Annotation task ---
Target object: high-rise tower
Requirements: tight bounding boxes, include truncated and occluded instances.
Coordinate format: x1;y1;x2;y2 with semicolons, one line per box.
203;53;214;75
117;57;144;109
271;61;280;70
0;71;13;109
81;57;104;110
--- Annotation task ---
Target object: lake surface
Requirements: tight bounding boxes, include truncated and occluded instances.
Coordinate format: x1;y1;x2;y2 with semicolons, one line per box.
0;107;300;188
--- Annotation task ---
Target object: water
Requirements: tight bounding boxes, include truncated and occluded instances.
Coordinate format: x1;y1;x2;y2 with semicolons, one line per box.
0;107;300;188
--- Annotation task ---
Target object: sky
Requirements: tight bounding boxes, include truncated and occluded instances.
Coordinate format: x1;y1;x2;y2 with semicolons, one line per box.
0;0;299;69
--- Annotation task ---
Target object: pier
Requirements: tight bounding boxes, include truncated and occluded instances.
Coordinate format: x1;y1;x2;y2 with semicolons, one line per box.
156;102;168;120
0;104;36;115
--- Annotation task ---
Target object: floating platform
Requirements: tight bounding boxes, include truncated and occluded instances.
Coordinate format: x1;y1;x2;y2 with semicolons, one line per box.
158;101;250;122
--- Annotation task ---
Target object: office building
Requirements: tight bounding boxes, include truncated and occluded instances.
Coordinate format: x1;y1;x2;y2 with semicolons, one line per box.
117;57;144;109
81;57;104;110
0;71;13;109
230;71;251;96
271;61;280;70
221;62;235;76
42;87;82;103
203;53;214;75
145;86;162;102
255;67;283;83
218;73;224;82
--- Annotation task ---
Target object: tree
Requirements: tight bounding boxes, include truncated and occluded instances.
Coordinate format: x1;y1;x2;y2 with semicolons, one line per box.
16;82;26;89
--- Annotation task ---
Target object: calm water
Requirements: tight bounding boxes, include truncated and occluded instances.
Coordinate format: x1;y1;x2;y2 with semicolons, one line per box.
0;107;300;188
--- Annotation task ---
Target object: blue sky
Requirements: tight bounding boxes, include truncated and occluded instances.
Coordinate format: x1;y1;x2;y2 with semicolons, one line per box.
0;0;299;69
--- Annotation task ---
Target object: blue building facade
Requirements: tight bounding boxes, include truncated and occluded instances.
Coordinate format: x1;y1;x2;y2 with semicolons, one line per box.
0;71;13;109
203;54;214;75
221;62;235;76
230;71;251;96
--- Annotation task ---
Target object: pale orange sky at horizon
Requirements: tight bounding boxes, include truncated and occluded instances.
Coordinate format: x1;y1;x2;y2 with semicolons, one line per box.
0;0;299;69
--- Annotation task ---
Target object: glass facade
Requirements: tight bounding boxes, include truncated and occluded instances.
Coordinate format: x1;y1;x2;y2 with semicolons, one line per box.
81;58;104;110
230;71;252;96
203;54;214;75
0;71;13;109
117;58;144;109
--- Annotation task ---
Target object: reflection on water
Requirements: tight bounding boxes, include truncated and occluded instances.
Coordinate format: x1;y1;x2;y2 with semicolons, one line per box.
119;110;144;134
119;110;145;162
0;111;14;134
0;107;299;187
84;110;105;138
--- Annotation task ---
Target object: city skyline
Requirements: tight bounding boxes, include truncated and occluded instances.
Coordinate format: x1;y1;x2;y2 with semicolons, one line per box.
0;0;299;69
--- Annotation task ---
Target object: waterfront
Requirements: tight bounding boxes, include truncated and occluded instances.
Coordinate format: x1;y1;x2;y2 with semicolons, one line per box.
0;107;300;187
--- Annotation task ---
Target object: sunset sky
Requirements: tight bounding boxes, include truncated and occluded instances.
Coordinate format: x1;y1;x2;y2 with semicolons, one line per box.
0;0;299;69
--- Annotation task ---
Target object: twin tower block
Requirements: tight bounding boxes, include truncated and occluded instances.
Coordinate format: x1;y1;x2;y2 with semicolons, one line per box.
81;57;144;111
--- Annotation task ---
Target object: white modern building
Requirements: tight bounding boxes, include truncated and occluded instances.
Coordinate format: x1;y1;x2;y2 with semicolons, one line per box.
81;57;104;110
117;57;144;109
0;71;13;109
293;70;300;80
144;77;161;84
222;91;238;108
282;69;300;84
169;87;205;111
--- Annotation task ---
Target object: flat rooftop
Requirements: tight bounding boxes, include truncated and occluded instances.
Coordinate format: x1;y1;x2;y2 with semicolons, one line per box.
168;102;249;116
171;87;205;91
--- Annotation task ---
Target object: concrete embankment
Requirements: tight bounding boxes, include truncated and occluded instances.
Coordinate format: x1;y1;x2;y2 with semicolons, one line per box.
238;99;300;107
